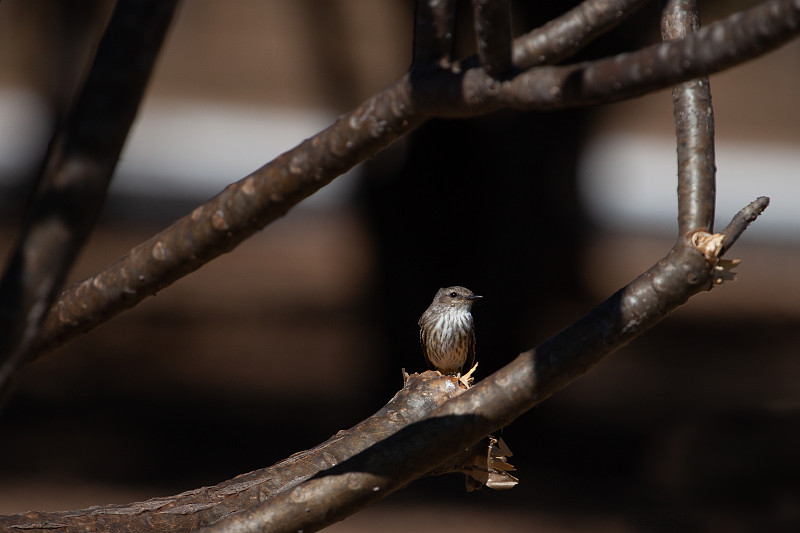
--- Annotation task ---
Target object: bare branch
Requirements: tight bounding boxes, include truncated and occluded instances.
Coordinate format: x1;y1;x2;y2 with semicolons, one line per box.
31;80;421;359
472;0;512;78
0;0;178;396
0;373;463;532
0;196;771;531
413;0;457;67
32;0;800;361
662;0;716;237
719;196;770;254
512;0;651;68
197;199;769;533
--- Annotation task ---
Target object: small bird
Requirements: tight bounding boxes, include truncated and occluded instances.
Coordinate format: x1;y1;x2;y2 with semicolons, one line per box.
418;286;482;376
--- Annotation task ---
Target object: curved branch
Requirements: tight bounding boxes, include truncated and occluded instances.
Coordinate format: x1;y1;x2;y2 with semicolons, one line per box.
662;0;716;237
32;0;800;360
0;0;179;396
0;373;463;532
512;0;651;68
197;198;769;533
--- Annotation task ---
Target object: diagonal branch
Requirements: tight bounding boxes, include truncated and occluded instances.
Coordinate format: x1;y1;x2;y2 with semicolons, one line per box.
0;0;179;397
1;196;769;532
719;196;770;255
442;0;800;113
0;373;463;532
662;0;717;238
31;79;422;359
31;0;800;362
197;198;769;533
512;0;651;68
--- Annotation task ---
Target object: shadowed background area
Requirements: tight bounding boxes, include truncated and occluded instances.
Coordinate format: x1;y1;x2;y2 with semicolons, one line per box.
0;1;798;532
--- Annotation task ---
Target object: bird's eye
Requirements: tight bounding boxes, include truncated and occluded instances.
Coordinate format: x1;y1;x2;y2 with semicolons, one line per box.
449;291;458;298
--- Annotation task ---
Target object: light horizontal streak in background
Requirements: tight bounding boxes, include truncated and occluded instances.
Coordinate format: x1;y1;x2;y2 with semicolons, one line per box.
0;91;357;209
0;90;797;231
579;133;800;241
114;98;358;207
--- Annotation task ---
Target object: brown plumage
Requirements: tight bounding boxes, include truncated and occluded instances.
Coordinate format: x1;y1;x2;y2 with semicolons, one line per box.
418;286;482;375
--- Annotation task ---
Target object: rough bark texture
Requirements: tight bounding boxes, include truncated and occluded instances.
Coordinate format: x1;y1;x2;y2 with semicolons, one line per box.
0;373;463;532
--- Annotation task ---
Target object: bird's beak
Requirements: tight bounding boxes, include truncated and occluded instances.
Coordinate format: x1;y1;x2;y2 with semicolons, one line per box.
468;294;483;301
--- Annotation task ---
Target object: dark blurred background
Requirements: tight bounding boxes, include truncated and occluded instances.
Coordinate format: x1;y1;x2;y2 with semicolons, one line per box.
0;1;798;532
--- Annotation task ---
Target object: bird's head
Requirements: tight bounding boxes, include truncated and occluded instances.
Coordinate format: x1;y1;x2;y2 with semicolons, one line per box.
434;286;483;310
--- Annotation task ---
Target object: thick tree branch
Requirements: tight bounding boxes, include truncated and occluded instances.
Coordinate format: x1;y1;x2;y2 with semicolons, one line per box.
31;0;800;362
662;0;716;237
197;198;769;533
0;373;463;532
0;0;178;397
31;79;422;359
2;193;766;533
472;0;512;78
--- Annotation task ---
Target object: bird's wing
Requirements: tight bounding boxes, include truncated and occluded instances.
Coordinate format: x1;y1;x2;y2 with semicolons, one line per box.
464;327;476;372
419;323;435;370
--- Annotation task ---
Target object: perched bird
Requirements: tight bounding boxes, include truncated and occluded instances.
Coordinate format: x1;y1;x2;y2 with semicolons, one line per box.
418;286;482;375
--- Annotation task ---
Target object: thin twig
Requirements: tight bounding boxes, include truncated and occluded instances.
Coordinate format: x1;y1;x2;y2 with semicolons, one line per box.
512;0;650;68
472;0;512;78
197;198;769;533
0;0;179;397
662;0;716;237
413;0;457;67
719;196;770;254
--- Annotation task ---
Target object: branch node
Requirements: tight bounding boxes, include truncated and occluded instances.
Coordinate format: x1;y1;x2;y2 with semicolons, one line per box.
691;196;770;285
691;230;724;262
